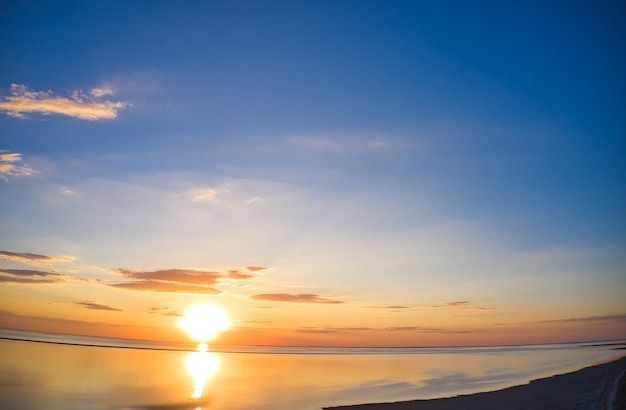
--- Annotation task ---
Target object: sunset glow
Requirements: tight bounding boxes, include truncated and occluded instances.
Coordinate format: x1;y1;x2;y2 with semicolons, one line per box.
179;305;231;343
0;1;624;349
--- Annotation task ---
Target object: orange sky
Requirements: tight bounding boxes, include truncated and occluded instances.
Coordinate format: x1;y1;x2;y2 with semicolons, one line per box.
1;251;624;347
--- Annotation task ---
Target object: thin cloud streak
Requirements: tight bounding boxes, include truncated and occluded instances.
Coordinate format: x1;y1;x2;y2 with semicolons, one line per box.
285;133;414;154
0;268;63;278
116;268;223;285
538;314;626;324
148;306;183;317
75;300;122;311
0;276;64;284
251;293;345;304
371;301;493;311
108;280;221;294
0;250;75;265
0;84;127;120
293;326;479;334
0;267;66;284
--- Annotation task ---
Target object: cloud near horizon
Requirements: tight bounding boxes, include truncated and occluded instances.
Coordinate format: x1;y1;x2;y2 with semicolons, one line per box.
0;276;64;284
75;300;121;311
0;250;75;266
372;301;493;311
0;84;127;120
293;325;479;334
537;314;626;325
0;268;66;284
112;267;260;293
251;293;345;304
108;265;260;293
116;268;223;285
108;280;222;294
149;306;183;317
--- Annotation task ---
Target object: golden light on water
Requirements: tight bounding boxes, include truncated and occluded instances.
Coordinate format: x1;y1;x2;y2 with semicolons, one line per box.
179;304;230;400
185;350;219;399
179;304;231;343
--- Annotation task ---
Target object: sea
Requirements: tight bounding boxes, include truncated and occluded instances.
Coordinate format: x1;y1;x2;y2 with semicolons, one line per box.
1;329;624;410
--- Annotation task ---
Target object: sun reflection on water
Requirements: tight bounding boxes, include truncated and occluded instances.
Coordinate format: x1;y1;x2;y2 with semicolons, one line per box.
185;343;219;399
178;304;230;400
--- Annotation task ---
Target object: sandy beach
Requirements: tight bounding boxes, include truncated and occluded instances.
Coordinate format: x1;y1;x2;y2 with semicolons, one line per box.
324;355;626;410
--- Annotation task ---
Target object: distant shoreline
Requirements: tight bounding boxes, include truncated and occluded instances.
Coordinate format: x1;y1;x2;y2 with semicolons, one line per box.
324;355;626;410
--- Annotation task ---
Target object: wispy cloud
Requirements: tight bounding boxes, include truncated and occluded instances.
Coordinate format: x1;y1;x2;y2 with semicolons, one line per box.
0;84;127;120
0;250;75;266
537;314;626;325
75;300;121;311
187;187;220;202
373;305;414;310
149;306;183;317
0;268;66;284
0;151;35;180
116;268;223;285
224;269;255;280
251;293;345;304
384;326;478;334
372;301;493;311
0;276;64;284
109;266;260;294
286;133;413;154
89;85;115;97
108;280;222;294
293;325;478;334
239;319;273;324
295;326;373;334
0;268;63;278
246;266;267;272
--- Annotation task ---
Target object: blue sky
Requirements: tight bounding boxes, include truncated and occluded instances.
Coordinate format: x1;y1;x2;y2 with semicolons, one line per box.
0;1;624;346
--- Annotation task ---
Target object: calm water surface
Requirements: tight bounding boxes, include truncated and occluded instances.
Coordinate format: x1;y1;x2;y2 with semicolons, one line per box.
0;330;624;410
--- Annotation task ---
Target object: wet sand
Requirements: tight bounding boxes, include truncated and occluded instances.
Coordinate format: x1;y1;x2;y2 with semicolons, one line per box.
324;355;626;410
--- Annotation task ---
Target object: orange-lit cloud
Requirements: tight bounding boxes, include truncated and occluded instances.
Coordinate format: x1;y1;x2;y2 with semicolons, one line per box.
0;268;63;278
0;84;127;120
372;301;493;311
149;306;183;317
224;269;254;280
384;326;478;334
374;305;413;309
187;187;219;202
251;293;345;304
116;268;222;284
75;300;121;311
0;151;34;180
0;250;75;266
440;301;469;307
108;280;222;294
246;266;267;272
0;268;65;284
295;326;372;334
110;267;258;294
537;314;626;324
0;276;64;284
293;325;479;334
239;319;273;324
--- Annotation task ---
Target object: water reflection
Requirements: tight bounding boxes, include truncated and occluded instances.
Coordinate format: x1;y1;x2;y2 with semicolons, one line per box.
185;343;219;399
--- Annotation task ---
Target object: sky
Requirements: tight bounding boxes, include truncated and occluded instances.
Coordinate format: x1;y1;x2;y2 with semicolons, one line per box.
0;0;625;347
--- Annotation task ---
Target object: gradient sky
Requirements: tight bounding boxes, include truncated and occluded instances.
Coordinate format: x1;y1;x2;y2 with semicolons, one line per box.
1;1;625;347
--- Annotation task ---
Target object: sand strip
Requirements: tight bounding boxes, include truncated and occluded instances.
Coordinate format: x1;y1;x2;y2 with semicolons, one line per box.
324;355;626;410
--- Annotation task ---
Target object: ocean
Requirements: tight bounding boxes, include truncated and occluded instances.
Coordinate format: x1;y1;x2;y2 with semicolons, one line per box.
1;329;624;409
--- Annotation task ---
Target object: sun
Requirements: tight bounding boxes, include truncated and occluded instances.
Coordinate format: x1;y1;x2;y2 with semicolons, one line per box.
179;304;231;342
